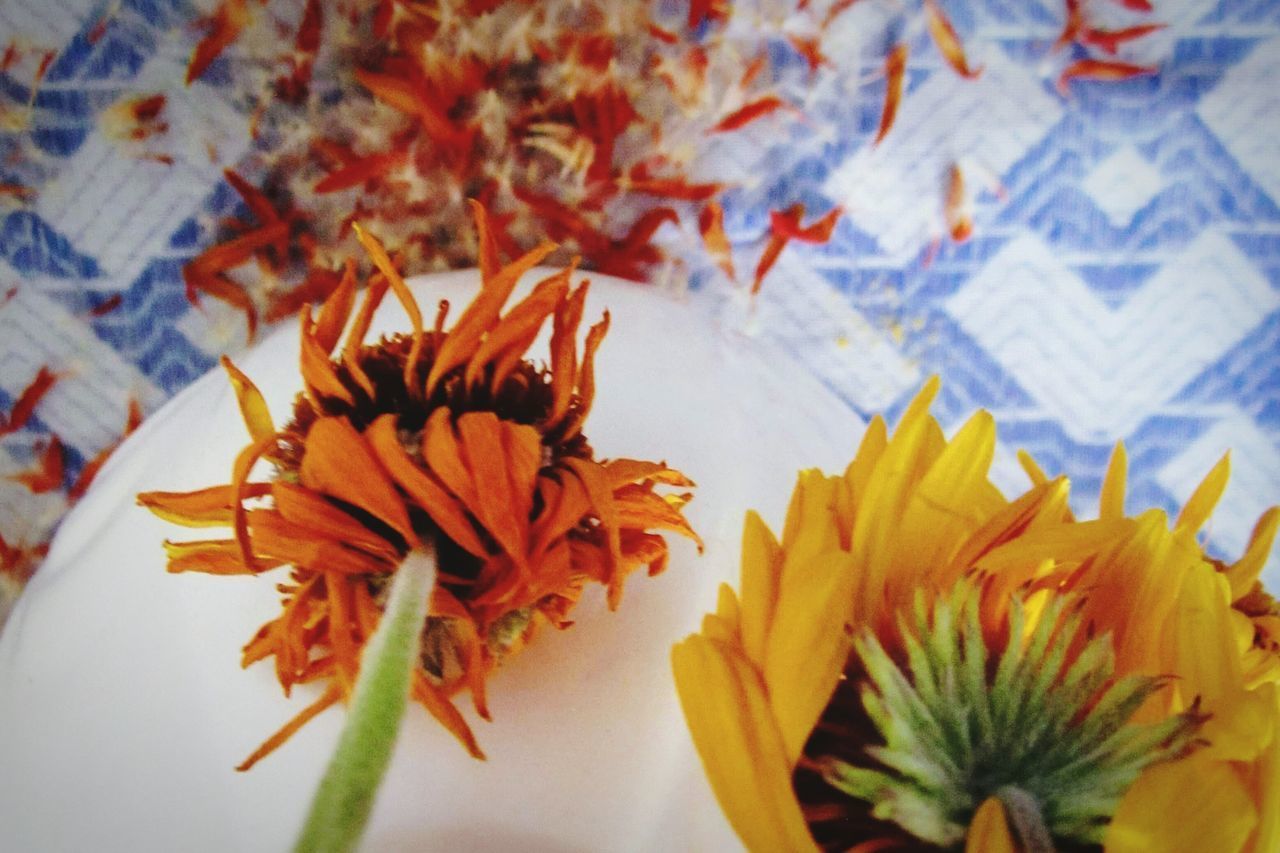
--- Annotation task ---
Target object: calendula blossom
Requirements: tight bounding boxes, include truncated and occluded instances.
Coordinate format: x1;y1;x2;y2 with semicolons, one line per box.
673;379;1279;851
139;202;700;768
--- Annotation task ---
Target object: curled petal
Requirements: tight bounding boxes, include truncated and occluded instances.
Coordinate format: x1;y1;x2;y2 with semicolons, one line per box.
312;259;357;354
221;356;274;440
138;483;269;527
353;223;424;395
549;283;589;425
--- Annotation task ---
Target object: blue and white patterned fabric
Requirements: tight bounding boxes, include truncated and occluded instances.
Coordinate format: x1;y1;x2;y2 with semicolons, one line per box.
0;0;1277;585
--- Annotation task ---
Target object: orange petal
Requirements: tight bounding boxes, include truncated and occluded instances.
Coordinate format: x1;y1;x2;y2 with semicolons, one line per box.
138;483;269;527
248;510;392;575
698;201;736;281
560;310;609;440
364;414;489;557
299;309;355;406
312;259;357;354
563;457;623;601
709;95;790;133
468;199;501;283
232;433;279;571
549;282;589;425
163;538;274;575
299;417;418;547
603;459;695;489
235;683;342;772
340;275;390;399
10;435;64;493
456;412;529;562
612;485;704;550
529;474;592;557
187;0;250;85
875;44;907;144
423;409;480;512
464;268;570;388
0;366;59;437
924;0;982;79
221;356;274;441
353;223;424;395
271;482;400;561
426;241;558;395
411;671;485;759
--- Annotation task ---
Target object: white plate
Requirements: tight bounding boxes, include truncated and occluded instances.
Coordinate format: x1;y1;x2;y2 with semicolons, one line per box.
0;269;862;852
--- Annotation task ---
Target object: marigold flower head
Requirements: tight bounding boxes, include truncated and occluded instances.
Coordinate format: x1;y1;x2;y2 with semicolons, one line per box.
673;379;1279;852
140;203;700;767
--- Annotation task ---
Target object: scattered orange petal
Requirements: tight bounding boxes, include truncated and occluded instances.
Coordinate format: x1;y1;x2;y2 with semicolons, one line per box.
0;366;59;437
89;294;123;316
924;0;982;78
9;435;64;494
787;35;829;75
698;201;736;281
1082;24;1166;55
0;182;36;200
875;44;908;145
945;163;973;242
769;204;842;244
1057;58;1157;95
709;95;792;133
187;0;251;85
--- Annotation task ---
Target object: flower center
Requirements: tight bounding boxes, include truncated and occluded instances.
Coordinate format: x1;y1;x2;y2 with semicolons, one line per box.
796;586;1205;850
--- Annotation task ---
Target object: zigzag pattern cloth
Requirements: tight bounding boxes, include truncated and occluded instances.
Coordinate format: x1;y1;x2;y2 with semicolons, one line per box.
0;0;1277;585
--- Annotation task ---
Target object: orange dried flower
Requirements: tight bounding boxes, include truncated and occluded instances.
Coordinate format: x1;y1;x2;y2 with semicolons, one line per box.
138;203;700;767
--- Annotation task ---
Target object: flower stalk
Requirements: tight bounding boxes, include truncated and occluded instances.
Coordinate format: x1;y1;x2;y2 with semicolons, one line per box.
294;544;437;853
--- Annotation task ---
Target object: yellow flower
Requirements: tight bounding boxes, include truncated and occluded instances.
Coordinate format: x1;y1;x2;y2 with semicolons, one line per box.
673;379;1278;851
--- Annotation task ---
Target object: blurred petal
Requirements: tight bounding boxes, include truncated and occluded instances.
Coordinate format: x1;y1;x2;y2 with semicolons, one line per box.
672;635;817;852
1107;753;1256;853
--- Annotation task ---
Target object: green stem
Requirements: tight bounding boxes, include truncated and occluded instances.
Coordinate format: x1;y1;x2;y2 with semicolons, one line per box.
293;543;437;853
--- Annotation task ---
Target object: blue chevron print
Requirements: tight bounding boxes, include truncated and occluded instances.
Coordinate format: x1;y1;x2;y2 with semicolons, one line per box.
0;0;1277;592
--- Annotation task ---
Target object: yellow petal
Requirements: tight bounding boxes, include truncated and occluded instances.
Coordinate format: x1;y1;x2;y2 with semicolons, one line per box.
1106;752;1256;853
740;510;782;669
671;635;817;853
764;547;858;765
966;797;1016;853
1174;451;1230;537
946;477;1070;581
1225;507;1280;601
849;378;943;627
1173;562;1245;708
1017;448;1049;487
1247;692;1280;853
835;415;888;544
889;410;1002;604
1099;442;1127;520
220;356;274;440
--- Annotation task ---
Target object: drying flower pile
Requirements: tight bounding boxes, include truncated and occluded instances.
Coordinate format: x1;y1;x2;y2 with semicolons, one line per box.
674;379;1279;851
139;203;700;766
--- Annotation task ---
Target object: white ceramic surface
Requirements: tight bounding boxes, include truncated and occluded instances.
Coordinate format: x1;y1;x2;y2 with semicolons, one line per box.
0;270;864;852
